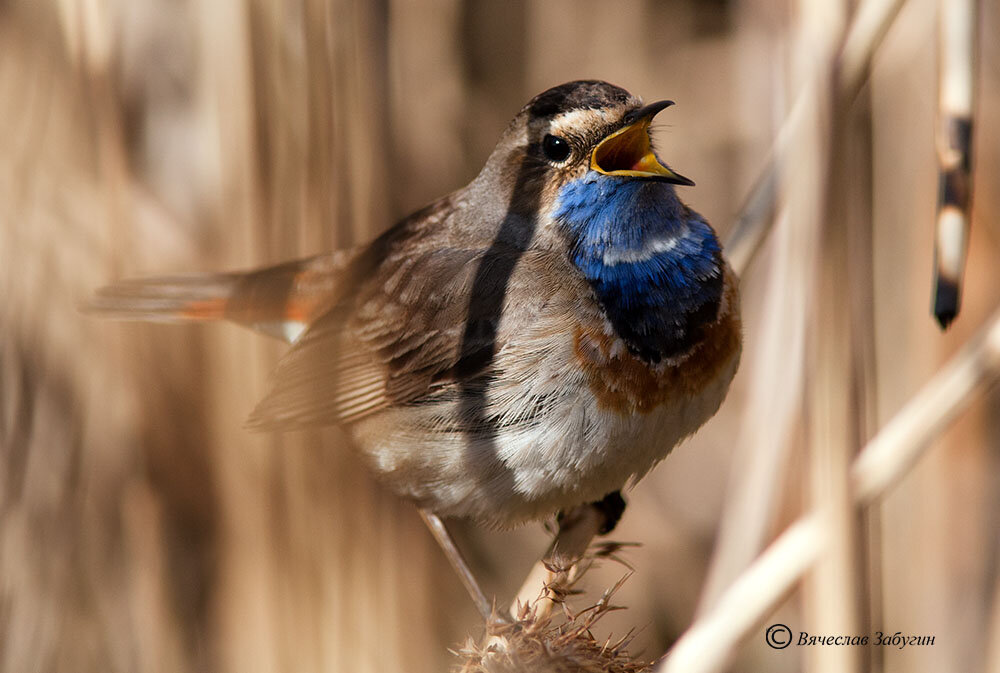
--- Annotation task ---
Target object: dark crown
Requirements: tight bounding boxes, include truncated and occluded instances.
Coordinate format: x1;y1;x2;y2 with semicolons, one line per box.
526;80;633;118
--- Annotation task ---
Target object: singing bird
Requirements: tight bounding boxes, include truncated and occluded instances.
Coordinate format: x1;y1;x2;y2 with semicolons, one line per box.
93;80;741;610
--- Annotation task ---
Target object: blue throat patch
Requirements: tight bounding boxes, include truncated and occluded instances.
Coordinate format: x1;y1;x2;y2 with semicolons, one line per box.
554;172;724;362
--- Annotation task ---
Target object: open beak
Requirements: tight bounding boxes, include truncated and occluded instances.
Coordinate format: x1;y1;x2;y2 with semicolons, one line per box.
590;100;695;186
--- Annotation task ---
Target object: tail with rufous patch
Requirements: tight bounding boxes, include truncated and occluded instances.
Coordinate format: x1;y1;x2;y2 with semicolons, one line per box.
87;252;353;344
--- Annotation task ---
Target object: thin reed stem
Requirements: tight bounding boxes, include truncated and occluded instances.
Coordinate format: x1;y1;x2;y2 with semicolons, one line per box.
724;0;908;276
659;308;1000;673
931;0;979;328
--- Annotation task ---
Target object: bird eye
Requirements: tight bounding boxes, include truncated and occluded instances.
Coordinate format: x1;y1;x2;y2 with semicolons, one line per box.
541;134;571;163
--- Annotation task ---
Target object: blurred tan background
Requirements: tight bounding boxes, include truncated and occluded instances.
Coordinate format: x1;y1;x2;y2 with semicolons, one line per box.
1;0;999;671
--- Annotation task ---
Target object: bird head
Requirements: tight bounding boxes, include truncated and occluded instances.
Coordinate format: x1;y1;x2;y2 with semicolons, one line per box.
476;81;693;212
459;82;721;363
468;82;721;363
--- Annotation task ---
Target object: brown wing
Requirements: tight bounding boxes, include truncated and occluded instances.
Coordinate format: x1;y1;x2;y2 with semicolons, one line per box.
245;243;546;430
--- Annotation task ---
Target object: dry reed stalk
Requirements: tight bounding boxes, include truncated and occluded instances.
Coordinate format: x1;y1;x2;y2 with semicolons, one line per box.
702;0;901;627
931;0;979;328
724;0;908;276
777;2;869;671
658;306;1000;673
121;481;189;673
0;5;212;671
696;207;808;614
56;0;132;276
510;503;607;620
190;3;441;672
988;549;1000;673
843;67;881;673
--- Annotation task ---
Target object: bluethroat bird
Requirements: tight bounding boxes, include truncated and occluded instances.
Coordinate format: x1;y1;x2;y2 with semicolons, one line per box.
92;80;741;619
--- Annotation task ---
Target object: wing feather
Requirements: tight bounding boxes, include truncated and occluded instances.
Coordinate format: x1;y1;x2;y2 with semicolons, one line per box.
245;244;559;430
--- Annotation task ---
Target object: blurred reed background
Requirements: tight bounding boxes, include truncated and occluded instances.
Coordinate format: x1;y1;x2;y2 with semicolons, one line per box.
1;0;999;672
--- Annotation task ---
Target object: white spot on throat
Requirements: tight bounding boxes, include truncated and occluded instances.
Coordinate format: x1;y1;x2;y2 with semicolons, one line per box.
601;226;690;266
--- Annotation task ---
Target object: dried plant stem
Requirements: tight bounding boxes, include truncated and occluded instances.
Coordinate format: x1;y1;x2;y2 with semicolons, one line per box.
703;0;900;633
510;503;605;620
697;208;805;613
724;0;907;276
836;0;910;98
805;26;863;673
986;563;1000;672
932;0;979;328
664;516;826;673
57;0;130;276
850;312;1000;504
659;307;1000;673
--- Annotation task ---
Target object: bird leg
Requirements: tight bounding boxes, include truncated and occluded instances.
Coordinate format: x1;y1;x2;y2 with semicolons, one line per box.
510;491;627;620
418;509;498;622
